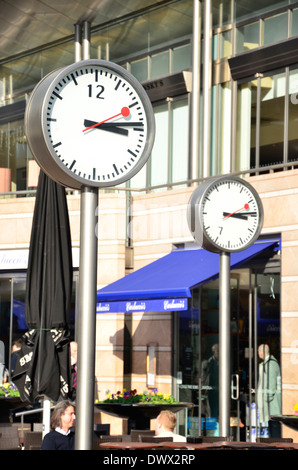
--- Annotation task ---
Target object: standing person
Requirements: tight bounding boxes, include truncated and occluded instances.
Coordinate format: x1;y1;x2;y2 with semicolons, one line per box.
0;340;8;384
154;410;186;442
41;400;76;450
201;344;219;419
257;344;281;438
10;338;22;376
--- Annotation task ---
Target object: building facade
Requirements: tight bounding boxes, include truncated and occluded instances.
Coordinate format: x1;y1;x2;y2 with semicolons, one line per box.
0;0;298;440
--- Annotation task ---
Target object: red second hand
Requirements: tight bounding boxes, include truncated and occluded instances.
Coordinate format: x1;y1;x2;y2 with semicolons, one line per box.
83;106;130;132
223;203;249;220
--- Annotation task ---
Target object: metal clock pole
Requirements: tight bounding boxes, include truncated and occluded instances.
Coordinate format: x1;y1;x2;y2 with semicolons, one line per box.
76;186;98;449
75;21;98;450
219;251;231;437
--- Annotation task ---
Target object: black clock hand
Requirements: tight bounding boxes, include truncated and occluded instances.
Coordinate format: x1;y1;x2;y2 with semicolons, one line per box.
222;211;257;220
223;212;248;220
84;120;128;136
104;122;144;128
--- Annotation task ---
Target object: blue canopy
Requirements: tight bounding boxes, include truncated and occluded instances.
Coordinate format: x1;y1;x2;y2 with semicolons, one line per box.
97;238;279;313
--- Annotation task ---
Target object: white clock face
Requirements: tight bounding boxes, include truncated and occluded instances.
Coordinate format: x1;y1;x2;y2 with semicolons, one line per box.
26;60;155;188
201;178;262;252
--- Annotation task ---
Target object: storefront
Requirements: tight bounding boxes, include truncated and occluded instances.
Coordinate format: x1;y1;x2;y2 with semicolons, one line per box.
0;249;79;376
97;237;281;438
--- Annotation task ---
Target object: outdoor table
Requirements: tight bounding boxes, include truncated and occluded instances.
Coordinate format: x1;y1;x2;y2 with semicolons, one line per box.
99;440;298;451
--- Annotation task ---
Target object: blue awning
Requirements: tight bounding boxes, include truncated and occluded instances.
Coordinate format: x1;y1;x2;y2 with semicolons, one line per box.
96;238;279;313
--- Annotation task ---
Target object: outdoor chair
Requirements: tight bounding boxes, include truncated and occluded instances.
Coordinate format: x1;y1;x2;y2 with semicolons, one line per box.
0;422;31;444
140;436;173;443
257;437;293;443
23;431;43;450
0;425;21;450
130;429;155;442
94;423;110;437
93;437;101;450
200;436;234;442
99;435;123;442
186;436;203;443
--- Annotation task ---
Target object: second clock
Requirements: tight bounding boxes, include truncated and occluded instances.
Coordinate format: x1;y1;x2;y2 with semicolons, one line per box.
188;176;264;253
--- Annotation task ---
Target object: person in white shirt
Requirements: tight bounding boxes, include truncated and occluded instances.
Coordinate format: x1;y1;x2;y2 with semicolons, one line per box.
41;400;76;450
154;410;186;442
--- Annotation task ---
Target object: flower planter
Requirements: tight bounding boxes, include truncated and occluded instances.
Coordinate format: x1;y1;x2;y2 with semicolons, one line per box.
95;402;193;432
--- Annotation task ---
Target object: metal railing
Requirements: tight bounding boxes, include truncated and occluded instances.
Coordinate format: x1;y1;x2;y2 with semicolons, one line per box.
1;159;298;199
15;404;55;434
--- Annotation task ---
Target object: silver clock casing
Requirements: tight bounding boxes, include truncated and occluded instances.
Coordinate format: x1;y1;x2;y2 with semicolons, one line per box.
25;59;155;189
187;176;264;253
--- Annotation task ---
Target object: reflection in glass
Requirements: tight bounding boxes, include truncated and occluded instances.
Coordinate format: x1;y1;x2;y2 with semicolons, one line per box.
172;99;189;183
259;72;285;167
150;103;168;188
237;71;287;171
0;280;12;373
263;13;288;46
288;68;298;162
0;120;31;191
236;22;259;53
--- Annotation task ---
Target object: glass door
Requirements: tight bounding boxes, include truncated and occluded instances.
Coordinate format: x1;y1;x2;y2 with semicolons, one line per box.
231;269;281;442
10;277;27;375
175;264;281;441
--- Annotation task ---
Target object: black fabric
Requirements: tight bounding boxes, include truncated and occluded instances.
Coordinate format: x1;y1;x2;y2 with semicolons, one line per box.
13;171;73;403
41;430;75;450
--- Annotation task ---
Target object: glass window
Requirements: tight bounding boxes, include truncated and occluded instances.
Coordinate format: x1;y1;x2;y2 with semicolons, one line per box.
236;71;286;171
236;22;259;53
130;162;148;191
288;67;298;163
263;12;288;46
0;43;74;106
220;30;232;59
12;279;27;337
259;72;285;167
291;8;298;37
149;103;168;188
235;1;289;23
130;58;148;83
90;2;193;64
0;279;12;374
0;273;78;378
0;120;31;192
171;44;191;73
171;98;189;183
150;51;169;79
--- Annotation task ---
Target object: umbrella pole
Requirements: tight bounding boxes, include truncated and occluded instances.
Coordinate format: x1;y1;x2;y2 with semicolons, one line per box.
42;397;51;437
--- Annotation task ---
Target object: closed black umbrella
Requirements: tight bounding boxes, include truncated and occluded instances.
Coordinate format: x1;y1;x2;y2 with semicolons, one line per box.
13;171;73;403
